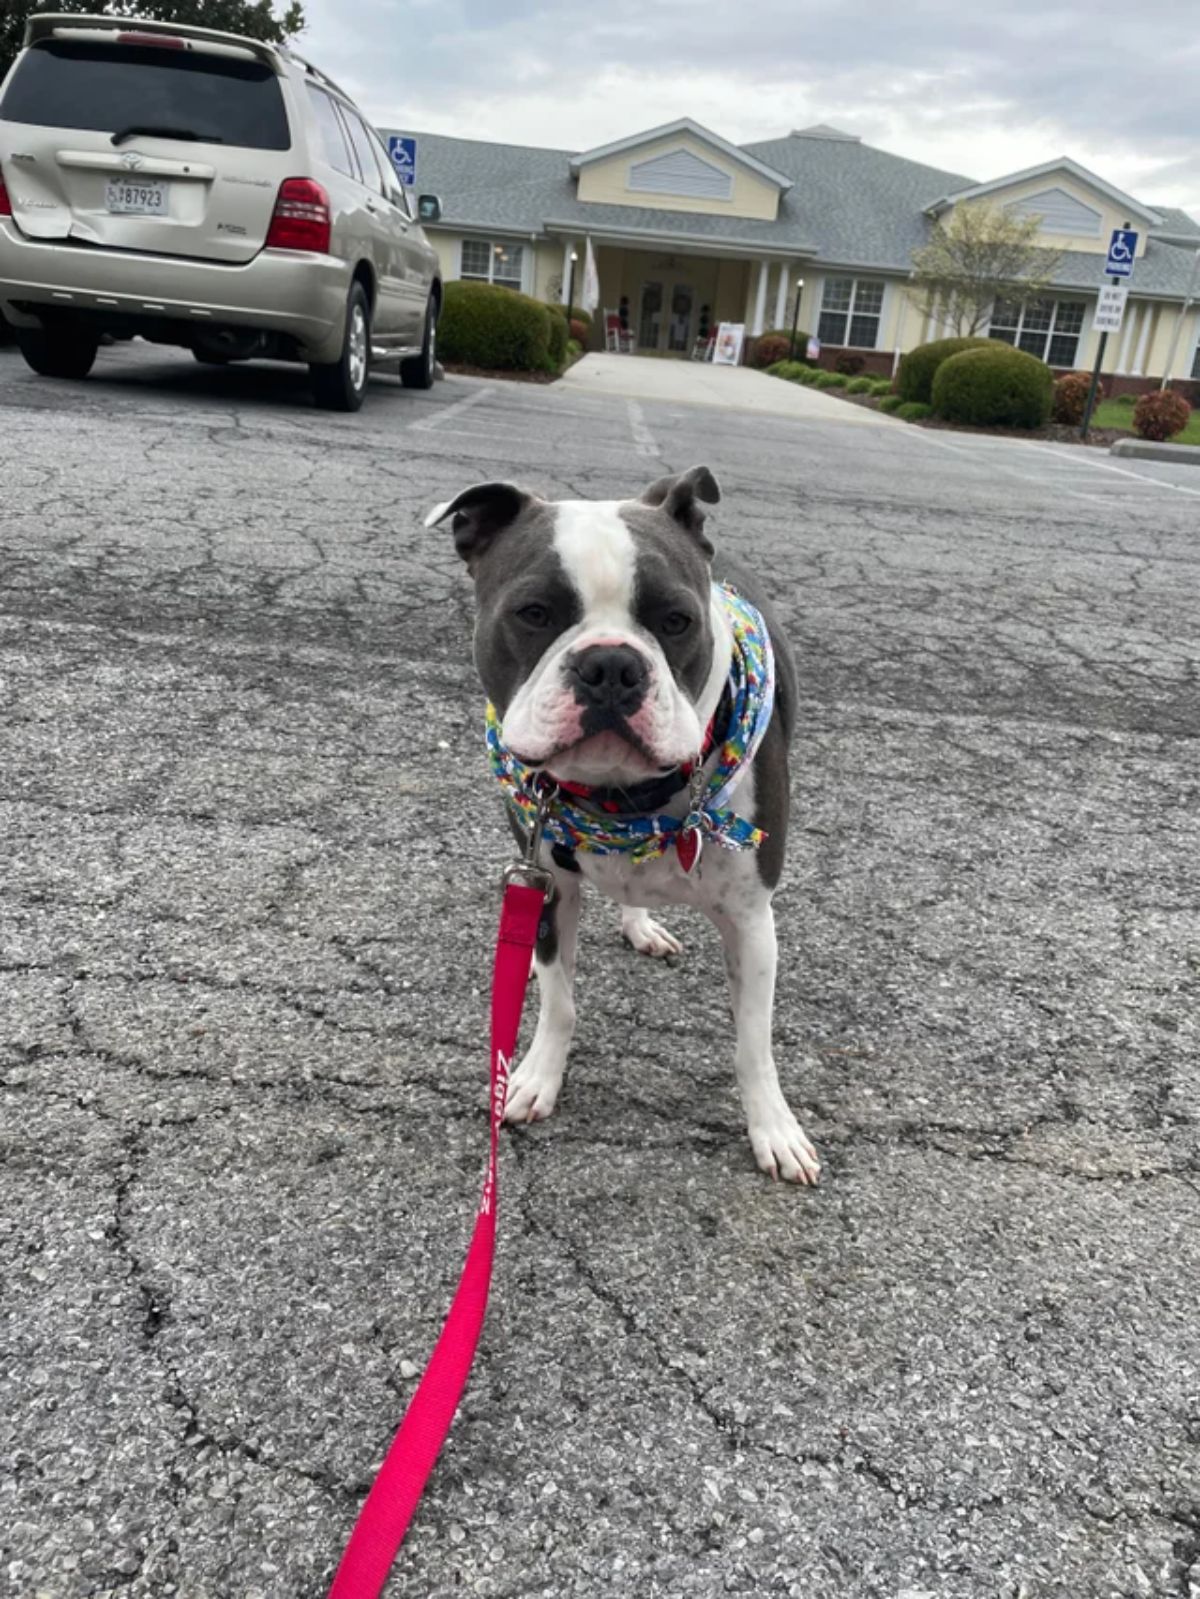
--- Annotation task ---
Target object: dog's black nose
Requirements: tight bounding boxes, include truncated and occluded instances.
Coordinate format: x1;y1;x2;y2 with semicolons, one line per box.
570;644;649;712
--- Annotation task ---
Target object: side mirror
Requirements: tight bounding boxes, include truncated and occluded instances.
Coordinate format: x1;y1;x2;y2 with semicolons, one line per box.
417;193;442;224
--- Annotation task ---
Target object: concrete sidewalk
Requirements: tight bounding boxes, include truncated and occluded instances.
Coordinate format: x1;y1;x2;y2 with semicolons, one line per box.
560;351;891;423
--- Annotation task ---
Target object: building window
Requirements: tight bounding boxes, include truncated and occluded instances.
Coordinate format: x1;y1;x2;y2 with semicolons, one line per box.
460;237;524;290
989;296;1085;366
817;277;885;348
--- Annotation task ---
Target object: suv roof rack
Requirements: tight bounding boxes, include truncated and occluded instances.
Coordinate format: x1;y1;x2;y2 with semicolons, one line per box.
284;48;359;110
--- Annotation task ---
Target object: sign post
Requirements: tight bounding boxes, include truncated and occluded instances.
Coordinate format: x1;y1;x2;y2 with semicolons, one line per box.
1081;224;1138;441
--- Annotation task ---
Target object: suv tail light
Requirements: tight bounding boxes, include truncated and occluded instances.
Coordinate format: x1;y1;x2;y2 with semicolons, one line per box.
266;178;331;254
116;32;186;48
0;175;12;218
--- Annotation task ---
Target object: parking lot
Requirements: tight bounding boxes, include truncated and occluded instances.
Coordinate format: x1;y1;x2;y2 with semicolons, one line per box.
3;341;1200;1599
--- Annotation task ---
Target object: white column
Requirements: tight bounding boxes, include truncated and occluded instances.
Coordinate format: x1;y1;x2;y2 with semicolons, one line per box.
1133;304;1154;374
1116;301;1138;373
773;262;789;330
752;259;769;336
560;239;575;305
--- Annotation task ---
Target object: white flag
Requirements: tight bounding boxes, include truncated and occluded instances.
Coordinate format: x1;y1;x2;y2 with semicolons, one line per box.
581;236;600;314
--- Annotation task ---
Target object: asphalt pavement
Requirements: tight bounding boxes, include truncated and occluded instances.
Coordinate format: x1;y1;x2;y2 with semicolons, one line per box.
3;343;1200;1599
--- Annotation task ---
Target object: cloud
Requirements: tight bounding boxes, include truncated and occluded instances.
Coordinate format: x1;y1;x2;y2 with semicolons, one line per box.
298;0;1200;211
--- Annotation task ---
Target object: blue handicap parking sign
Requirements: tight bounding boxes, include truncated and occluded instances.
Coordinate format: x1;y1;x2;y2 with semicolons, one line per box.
387;135;416;187
1106;228;1138;277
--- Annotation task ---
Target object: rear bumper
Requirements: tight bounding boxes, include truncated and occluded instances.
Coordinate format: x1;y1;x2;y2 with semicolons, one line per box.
0;223;351;362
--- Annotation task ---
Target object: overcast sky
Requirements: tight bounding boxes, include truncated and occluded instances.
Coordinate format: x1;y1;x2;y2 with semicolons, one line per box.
300;0;1200;215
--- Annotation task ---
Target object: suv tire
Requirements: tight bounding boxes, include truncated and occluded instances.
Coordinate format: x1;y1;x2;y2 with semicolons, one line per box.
311;282;370;412
400;296;438;390
17;321;100;380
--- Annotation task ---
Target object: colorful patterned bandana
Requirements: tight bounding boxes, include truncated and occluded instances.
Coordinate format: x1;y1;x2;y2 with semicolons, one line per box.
485;584;775;869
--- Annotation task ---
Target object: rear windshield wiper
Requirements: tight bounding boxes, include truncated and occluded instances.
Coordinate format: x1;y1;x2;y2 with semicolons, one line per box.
111;125;221;145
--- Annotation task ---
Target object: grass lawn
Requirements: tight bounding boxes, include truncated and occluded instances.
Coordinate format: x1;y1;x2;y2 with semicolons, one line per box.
1092;398;1200;445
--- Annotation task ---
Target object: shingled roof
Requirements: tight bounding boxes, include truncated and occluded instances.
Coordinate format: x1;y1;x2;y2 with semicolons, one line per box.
381;123;1200;297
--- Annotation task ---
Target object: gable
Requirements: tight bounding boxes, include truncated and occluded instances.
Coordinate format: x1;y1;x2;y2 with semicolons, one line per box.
575;132;780;220
1004;186;1101;237
628;147;733;201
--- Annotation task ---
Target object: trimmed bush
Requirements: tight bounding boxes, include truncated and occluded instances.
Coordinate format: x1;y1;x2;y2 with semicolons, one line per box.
1132;389;1191;442
932;344;1053;429
846;376;873;394
440;281;555;371
543;307;567;367
896;401;932;421
569;318;589;344
835;352;866;376
897;335;992;404
879;395;904;413
767;360;809;380
750;334;793;368
564;306;593;332
869;378;895;397
1052;371;1092;426
793;365;820;384
814;371;848;388
566;338;583;360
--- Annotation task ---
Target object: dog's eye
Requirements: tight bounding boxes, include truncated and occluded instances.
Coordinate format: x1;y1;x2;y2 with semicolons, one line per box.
516;603;552;628
659;612;692;637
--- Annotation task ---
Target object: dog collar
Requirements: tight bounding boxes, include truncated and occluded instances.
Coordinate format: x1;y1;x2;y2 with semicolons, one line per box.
485;584;775;871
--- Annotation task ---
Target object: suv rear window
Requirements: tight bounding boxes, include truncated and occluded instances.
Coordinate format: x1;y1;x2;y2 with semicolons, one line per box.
0;40;290;151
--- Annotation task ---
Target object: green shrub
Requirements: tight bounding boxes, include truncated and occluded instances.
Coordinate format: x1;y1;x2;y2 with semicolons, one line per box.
896;401;932;421
767;360;808;380
869;378;895;397
931;344;1053;429
814;371;848;389
566;338;583;359
897;336;992;404
1051;372;1091;426
1132;389;1191;442
440;281;555;371
879;395;905;413
1116;392;1137;407
846;377;873;394
543;307;568;367
793;365;820;384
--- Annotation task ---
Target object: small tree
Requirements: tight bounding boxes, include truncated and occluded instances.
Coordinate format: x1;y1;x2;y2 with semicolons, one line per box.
908;202;1064;337
2;1;304;84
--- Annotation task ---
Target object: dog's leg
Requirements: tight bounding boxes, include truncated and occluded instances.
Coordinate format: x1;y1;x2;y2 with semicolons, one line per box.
713;896;821;1185
504;867;580;1124
620;904;682;959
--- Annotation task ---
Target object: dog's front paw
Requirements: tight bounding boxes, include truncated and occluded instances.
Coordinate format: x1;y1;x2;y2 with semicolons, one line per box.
747;1107;822;1186
503;1047;565;1124
620;906;683;959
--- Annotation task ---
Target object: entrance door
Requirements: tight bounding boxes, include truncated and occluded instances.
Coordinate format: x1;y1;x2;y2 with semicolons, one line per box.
637;281;663;350
667;282;694;353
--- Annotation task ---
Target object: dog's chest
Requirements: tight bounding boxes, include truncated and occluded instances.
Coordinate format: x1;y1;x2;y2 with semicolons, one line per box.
568;760;763;912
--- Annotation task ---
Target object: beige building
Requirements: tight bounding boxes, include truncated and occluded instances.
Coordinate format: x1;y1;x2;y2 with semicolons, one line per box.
381;117;1200;391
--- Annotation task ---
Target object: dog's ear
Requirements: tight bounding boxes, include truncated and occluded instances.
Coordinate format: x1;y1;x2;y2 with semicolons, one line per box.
639;465;720;555
424;481;533;569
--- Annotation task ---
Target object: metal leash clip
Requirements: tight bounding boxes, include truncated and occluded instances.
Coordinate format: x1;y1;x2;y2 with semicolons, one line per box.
501;783;557;899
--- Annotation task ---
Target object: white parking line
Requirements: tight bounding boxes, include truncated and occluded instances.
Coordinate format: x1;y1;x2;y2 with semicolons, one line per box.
627;399;661;459
1021;442;1200;501
410;385;494;432
906;425;1108;506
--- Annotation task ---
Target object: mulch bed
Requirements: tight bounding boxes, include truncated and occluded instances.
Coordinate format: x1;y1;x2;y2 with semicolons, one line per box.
441;363;559;384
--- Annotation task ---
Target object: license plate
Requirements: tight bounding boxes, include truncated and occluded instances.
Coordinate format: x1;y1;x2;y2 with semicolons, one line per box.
106;178;168;216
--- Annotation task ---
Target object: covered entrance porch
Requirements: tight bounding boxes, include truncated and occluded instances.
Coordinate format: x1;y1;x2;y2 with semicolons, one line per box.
551;233;810;357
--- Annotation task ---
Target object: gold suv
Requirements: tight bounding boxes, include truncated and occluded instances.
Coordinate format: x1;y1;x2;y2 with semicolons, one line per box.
0;12;443;410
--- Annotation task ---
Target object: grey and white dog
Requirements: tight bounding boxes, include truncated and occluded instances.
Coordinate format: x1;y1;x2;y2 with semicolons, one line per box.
427;466;820;1184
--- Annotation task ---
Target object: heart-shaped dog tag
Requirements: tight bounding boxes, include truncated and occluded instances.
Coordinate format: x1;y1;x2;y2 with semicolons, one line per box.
676;827;702;874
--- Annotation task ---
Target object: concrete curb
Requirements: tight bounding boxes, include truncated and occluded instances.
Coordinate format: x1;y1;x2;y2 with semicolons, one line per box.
1110;437;1200;468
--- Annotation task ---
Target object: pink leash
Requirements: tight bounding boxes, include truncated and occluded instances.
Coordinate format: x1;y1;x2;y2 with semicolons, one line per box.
327;871;548;1598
